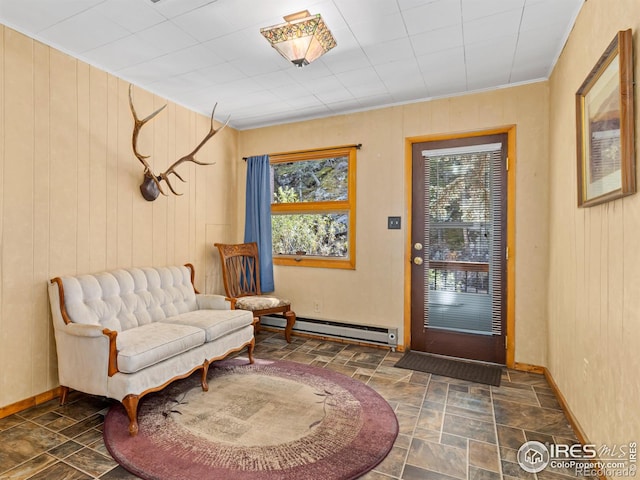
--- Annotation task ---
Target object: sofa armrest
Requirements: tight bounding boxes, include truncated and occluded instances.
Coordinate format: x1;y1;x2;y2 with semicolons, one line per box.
196;294;232;310
61;323;108;338
52;323;115;395
57;325;119;374
58;323;120;368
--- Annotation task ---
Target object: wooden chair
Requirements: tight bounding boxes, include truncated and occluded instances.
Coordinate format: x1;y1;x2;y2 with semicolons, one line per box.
215;242;296;343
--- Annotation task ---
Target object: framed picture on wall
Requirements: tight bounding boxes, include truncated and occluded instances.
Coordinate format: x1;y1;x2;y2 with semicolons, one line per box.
576;28;635;208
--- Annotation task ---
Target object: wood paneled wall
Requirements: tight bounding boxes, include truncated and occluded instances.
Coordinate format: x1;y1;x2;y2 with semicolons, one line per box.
0;26;238;408
547;0;640;446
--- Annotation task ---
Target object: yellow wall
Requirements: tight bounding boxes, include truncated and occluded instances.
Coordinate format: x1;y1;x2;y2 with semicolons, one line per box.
0;26;239;409
238;82;550;366
548;0;640;445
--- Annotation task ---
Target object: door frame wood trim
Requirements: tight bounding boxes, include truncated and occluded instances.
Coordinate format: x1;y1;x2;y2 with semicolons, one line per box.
403;126;516;367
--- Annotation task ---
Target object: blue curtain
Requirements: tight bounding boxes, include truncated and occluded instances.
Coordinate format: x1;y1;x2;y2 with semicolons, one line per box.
244;155;275;293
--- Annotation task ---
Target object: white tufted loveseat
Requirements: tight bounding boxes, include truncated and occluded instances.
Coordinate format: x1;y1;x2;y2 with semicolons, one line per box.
48;263;255;436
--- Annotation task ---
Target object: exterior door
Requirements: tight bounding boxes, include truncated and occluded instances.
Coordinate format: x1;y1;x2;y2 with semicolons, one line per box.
410;134;507;364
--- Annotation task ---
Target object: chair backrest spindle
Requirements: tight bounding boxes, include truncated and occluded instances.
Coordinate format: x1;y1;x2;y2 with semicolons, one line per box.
215;242;262;298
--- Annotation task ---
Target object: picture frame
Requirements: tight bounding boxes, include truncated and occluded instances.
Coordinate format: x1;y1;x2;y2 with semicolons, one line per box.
576;29;635;208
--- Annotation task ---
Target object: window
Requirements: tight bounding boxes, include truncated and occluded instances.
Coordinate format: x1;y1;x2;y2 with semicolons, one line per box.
270;146;357;269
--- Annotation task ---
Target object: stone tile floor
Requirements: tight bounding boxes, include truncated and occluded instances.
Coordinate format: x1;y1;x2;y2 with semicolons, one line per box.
0;331;584;479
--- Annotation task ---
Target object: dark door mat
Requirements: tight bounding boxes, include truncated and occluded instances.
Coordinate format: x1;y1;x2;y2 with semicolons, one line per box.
395;351;502;387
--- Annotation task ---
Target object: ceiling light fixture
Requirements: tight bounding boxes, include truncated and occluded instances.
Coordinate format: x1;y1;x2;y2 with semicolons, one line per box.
260;10;336;67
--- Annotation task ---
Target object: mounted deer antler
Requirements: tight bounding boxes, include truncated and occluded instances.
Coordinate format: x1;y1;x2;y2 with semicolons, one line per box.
129;84;230;201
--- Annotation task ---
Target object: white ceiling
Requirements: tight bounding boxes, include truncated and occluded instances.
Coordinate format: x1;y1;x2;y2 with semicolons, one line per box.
0;0;583;130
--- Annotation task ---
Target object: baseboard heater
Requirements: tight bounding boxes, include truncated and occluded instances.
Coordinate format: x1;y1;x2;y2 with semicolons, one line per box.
260;315;398;349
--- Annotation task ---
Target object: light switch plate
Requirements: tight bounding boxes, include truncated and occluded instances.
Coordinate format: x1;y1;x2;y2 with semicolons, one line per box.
388;216;401;229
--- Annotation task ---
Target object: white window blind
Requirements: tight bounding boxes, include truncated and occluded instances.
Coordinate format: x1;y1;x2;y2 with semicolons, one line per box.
421;142;505;335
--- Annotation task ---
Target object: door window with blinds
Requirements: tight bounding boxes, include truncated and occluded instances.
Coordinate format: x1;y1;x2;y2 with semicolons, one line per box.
422;142;505;336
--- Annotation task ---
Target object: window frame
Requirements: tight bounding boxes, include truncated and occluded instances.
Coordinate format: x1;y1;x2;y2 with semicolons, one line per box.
270;145;357;269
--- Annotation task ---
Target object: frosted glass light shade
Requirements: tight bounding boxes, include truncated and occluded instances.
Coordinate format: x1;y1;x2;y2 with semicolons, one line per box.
260;11;337;67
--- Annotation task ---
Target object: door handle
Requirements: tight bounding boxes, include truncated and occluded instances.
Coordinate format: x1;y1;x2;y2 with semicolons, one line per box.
413;257;423;265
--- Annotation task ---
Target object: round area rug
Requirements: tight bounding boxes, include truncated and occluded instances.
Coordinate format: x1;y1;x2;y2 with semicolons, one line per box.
104;358;398;480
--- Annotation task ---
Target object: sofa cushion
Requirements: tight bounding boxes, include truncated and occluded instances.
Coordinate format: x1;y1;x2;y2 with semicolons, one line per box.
161;309;254;343
116;322;205;374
